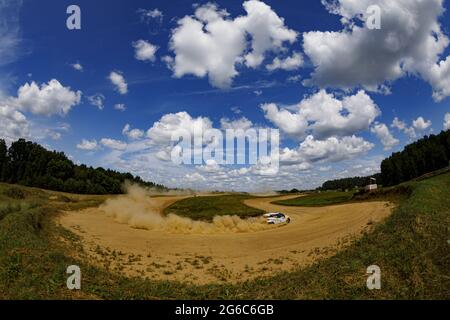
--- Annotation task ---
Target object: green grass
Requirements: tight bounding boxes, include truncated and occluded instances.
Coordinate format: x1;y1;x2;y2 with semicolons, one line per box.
164;194;264;221
0;183;107;299
273;191;355;207
0;173;449;299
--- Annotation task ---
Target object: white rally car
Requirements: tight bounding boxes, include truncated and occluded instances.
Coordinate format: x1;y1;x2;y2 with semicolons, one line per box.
264;212;291;225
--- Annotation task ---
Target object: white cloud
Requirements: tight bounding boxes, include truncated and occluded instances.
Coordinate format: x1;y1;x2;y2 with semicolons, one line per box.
77;139;98;151
155;148;172;162
98;106;382;191
168;1;298;88
12;79;82;116
133;40;158;62
46;131;61;141
300;90;380;138
122;124;144;140
98;115;382;191
109;71;128;95
100;138;127;151
287;75;301;83
0;104;30;144
197;159;222;173
427;48;450;101
161;55;174;68
168;4;245;89
44;123;70;141
266;52;303;71
238;0;298;68
262;90;380;139
228;167;250;177
220;117;253;131
412;116;432;131
71;62;83;72
279;147;305;165
102;140;379;191
114;103;126;111
371;123;399;150
261;102;307;137
0;1;21;67
298;135;374;163
0;79;77;143
87;94;105;110
145;112;256;165
391;117;416;139
147;111;213;146
303;0;450;100
391;117;407;131
279;135;373;166
444;113;450;131
231;106;242;114
138;8;163;23
184;172;206;182
391;116;432;140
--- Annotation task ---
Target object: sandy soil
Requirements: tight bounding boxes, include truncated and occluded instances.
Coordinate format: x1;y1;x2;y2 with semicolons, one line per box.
58;195;393;284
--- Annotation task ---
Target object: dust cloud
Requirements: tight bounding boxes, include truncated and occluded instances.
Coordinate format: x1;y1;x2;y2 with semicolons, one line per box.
98;184;274;234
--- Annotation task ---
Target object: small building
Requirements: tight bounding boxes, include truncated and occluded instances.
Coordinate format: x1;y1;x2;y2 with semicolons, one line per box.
365;184;378;192
365;177;378;192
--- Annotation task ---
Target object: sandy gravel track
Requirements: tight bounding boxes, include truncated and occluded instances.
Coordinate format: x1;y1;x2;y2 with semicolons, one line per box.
58;195;393;284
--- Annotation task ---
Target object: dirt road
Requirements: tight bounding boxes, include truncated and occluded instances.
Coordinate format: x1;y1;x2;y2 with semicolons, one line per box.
58;195;393;284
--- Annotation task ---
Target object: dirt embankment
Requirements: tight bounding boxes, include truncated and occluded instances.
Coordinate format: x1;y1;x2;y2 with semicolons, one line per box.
58;192;393;284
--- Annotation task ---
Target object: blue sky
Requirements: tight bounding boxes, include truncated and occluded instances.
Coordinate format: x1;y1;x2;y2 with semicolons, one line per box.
1;0;449;191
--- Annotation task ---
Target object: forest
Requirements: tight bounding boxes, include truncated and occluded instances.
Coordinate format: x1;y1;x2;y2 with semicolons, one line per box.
380;129;450;186
318;173;382;191
319;129;450;190
0;138;166;194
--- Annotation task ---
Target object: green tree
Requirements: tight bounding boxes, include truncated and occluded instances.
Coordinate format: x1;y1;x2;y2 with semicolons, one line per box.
0;139;7;181
381;130;450;186
0;138;168;194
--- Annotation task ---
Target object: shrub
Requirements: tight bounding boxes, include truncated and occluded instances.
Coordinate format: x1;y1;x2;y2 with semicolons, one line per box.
3;187;27;200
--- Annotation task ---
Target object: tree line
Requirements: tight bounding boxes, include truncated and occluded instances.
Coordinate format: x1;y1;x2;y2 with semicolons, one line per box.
318;173;382;191
0;139;166;194
318;129;450;190
380;130;450;186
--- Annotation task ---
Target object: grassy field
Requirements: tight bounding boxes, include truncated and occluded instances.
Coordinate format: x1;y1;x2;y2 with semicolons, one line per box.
164;194;264;221
0;172;449;299
0;184;107;299
273;191;355;207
